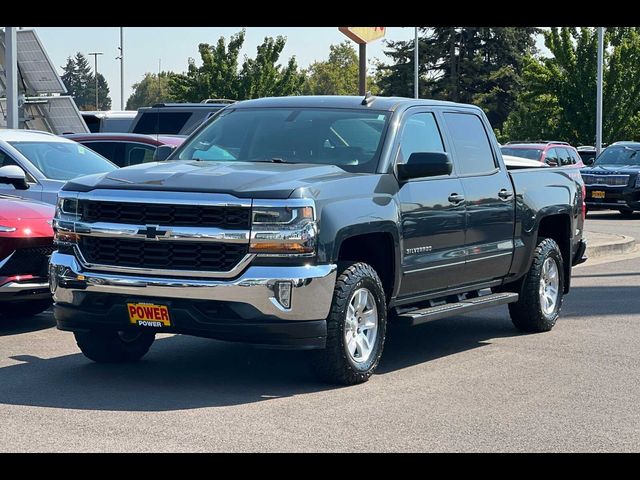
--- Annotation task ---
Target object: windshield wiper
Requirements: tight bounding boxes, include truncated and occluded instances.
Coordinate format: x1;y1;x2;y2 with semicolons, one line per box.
247;157;289;163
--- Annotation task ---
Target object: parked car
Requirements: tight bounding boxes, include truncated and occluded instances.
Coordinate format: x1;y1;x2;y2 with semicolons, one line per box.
0;130;118;204
81;111;137;134
502;154;550;169
501;141;584;168
581;141;640;217
64;133;186;167
576;145;598;166
128;100;236;136
0;190;54;318
51;95;586;385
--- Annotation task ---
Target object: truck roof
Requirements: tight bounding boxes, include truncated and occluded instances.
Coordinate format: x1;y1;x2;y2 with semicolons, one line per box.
231;95;479;112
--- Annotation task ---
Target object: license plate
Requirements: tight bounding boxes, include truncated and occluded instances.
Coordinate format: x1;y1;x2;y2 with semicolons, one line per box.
591;190;605;199
127;303;171;327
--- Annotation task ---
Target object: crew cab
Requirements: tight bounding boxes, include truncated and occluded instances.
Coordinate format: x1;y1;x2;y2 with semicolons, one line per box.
581;141;640;217
50;95;587;385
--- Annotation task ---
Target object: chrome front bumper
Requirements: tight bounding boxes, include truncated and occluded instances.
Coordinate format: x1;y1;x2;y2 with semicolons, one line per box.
49;252;337;322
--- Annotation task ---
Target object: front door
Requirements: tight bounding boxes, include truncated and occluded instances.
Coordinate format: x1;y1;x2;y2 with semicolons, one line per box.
0;148;43;201
396;111;467;297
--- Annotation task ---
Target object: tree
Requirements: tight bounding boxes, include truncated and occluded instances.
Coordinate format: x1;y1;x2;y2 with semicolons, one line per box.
502;28;640;144
169;29;304;102
126;72;175;110
376;28;539;129
303;41;359;95
61;52;112;110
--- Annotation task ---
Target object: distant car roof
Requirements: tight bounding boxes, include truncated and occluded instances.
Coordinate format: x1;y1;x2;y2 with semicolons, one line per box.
141;103;230;110
609;141;640;148
0;129;73;143
63;132;186;146
502;155;549;168
81;110;137;118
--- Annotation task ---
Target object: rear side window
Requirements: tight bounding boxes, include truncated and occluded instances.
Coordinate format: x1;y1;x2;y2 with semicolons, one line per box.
132;112;192;135
82;142;119;164
557;147;574;166
397;112;445;164
443;112;496;175
124;143;156;166
544;148;560;166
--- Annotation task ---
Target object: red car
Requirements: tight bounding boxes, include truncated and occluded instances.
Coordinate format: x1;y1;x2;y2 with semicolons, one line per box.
0;192;55;318
63;133;185;168
501;141;585;168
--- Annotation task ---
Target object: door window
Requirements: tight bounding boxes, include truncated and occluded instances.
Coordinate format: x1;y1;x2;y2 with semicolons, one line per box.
397;112;445;164
443;113;496;175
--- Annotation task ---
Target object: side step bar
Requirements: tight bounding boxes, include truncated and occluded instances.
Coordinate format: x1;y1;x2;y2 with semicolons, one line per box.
393;292;519;326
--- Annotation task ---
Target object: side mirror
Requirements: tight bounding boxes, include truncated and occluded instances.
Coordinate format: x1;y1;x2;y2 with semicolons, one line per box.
583;157;595;166
0;165;29;190
153;145;176;161
397;152;452;181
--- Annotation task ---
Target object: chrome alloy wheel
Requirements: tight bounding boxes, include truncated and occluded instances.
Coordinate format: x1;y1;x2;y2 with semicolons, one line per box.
539;257;560;316
344;288;378;364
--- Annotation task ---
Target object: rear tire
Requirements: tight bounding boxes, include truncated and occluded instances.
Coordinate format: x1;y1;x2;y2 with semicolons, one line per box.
0;299;52;318
310;262;387;385
75;330;155;363
509;237;564;333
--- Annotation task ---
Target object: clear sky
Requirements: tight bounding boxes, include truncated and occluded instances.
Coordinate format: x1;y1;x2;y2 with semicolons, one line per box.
28;27;547;109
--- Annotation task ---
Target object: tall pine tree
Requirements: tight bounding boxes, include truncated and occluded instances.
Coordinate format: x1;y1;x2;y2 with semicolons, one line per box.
60;52;111;110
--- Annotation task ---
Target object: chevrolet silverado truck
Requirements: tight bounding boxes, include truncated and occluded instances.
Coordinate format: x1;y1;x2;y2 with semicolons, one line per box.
49;95;587;385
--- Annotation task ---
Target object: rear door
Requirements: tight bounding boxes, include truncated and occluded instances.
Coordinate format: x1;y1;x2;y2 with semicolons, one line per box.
441;111;515;286
396;110;467;296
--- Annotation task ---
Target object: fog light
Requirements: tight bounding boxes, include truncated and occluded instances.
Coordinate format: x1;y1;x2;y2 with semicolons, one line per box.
275;281;292;309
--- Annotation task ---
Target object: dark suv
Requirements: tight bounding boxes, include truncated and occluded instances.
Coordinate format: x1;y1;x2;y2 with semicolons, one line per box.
581;141;640;217
128;100;236;136
501;141;584;168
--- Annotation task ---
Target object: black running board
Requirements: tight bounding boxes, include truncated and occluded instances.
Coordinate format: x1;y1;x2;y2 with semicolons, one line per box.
393;292;519;326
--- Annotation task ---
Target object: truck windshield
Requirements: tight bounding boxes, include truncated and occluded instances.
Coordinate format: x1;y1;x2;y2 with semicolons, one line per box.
176;108;390;173
594;146;640;166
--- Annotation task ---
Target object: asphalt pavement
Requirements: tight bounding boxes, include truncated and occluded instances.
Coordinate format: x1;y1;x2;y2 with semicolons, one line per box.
0;210;639;452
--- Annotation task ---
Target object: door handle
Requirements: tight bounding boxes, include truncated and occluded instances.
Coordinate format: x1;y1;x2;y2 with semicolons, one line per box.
498;189;514;200
448;193;465;204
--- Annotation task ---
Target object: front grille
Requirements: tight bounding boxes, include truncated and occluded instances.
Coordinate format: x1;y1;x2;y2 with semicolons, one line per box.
79;201;251;229
0;246;55;277
78;237;247;272
581;174;630;187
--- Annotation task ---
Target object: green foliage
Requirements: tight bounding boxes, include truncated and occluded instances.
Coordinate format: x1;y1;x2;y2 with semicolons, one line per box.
502;28;640;144
61;52;111;110
303;41;360;95
169;29;304;102
376;28;538;129
126;72;175;110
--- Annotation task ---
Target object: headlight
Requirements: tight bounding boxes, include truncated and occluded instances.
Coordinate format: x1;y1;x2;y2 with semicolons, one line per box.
56;197;78;216
0;225;17;233
635;175;640;188
54;193;80;246
250;201;317;255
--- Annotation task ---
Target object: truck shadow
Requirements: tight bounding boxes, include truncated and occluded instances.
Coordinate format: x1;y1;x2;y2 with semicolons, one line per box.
0;310;519;412
0;309;55;337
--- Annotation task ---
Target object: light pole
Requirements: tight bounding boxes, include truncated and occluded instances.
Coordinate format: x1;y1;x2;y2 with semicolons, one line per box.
88;52;103;110
414;27;419;99
5;27;18;128
116;27;124;110
596;27;604;156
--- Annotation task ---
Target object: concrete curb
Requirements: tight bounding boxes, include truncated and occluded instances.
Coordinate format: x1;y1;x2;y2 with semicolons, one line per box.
585;231;636;259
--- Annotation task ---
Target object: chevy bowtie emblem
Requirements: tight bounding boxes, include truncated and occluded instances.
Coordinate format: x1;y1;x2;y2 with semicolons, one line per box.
137;225;169;240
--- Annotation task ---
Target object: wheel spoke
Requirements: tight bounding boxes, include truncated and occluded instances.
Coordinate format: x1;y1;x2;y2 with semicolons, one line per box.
357;290;367;311
362;310;377;329
347;335;358;357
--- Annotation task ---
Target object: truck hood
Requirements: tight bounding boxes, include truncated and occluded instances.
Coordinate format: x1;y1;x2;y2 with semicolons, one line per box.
582;164;640;174
62;160;358;199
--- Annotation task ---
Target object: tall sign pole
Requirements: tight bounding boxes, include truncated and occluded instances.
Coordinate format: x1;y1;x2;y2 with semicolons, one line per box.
5;27;18;128
596;27;604;156
88;52;103;110
339;27;386;95
414;27;419;99
119;27;124;110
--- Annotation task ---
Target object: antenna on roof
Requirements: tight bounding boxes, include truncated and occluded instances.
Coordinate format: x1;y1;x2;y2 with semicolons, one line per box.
361;91;374;106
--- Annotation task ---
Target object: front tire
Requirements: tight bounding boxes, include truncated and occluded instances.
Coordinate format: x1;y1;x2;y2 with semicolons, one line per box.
311;262;387;385
75;330;155;363
509;237;564;333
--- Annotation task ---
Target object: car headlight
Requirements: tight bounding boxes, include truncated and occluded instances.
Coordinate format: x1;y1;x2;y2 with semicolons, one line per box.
54;193;80;246
635;175;640;188
249;200;317;255
0;225;17;233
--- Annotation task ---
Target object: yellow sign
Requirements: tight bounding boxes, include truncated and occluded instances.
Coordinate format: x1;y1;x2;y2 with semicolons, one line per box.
339;27;386;45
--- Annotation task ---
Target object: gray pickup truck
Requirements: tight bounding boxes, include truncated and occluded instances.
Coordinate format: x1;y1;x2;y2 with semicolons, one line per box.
50;95;587;385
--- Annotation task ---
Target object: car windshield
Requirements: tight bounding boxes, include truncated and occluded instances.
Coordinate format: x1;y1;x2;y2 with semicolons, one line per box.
500;147;543;161
175;108;390;173
9;141;117;181
594;146;640;166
